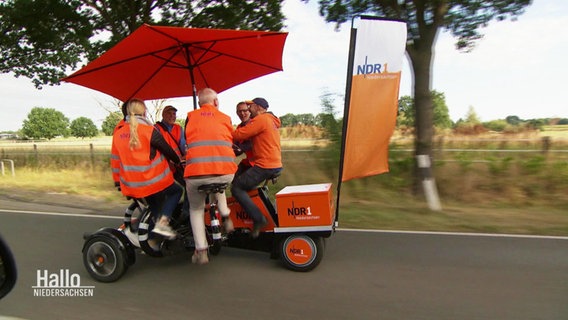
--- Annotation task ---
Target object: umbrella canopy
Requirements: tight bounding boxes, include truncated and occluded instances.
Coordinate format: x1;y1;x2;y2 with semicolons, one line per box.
62;24;288;107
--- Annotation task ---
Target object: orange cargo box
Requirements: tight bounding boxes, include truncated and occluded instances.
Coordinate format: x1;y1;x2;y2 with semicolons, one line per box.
276;183;334;227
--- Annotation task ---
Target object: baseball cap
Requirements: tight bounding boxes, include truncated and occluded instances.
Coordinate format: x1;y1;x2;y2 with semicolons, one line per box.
162;105;177;115
246;97;269;109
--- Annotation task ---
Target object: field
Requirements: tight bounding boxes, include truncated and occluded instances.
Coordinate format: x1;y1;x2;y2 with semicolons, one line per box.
1;127;567;236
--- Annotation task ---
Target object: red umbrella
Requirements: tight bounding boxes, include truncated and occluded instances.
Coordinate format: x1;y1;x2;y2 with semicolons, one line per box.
62;24;288;108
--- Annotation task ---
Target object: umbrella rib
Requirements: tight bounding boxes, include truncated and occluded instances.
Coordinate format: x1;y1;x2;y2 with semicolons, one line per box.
126;47;183;101
189;43;283;71
63;46;183;80
144;25;284;71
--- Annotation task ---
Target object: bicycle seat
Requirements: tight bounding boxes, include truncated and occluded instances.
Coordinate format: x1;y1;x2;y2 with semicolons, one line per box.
198;183;229;194
262;171;282;187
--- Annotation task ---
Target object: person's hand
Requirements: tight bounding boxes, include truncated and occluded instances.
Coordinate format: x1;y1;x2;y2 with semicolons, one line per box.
232;144;243;156
114;181;121;191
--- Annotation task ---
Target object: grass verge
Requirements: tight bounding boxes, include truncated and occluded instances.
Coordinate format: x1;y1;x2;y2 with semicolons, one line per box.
2;167;567;237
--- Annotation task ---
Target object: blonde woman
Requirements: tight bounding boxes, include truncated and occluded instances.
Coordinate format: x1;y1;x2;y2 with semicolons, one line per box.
111;99;183;239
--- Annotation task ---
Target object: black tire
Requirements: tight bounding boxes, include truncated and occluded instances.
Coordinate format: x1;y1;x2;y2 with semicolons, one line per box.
83;236;128;283
205;227;222;256
280;234;324;272
209;240;222;256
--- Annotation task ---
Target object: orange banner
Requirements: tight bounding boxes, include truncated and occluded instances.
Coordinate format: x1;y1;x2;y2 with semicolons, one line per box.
341;19;407;182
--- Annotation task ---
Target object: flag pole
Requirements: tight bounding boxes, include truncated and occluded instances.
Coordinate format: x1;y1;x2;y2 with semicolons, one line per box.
334;18;358;227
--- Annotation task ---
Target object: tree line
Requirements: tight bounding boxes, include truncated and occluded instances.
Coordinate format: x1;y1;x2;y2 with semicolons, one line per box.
4;91;565;140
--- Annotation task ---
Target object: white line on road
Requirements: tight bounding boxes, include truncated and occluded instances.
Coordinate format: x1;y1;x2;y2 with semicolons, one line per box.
0;208;122;220
2;209;567;240
336;228;568;240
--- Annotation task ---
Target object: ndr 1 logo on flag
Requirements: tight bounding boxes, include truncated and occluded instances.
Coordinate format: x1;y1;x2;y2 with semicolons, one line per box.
32;269;95;297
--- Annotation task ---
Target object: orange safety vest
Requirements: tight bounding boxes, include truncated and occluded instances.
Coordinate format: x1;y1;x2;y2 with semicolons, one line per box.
155;122;183;158
110;119;126;184
112;122;174;198
184;104;237;177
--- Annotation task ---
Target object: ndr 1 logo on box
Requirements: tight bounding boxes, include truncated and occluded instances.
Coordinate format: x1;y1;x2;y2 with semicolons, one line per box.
32;269;95;297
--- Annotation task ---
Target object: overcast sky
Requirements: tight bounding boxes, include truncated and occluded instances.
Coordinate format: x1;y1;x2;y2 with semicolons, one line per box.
0;0;566;132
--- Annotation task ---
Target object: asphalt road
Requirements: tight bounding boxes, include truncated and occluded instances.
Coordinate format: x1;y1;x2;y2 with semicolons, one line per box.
0;200;567;320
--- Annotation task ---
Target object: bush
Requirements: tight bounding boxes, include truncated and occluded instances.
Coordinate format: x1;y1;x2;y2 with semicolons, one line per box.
483;120;508;132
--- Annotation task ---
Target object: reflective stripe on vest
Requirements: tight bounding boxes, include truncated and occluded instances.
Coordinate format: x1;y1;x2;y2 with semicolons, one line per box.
186;140;232;149
120;163;172;188
186;140;235;166
186;156;235;164
121;154;168;172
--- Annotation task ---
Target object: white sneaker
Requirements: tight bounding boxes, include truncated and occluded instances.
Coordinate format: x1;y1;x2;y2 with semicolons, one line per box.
152;217;177;239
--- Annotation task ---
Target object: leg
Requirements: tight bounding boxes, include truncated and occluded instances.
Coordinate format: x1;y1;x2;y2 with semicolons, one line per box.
186;178;208;251
231;167;280;237
233;160;251;180
145;185;179;239
213;174;235;233
159;182;183;219
231;166;279;223
212;173;234;217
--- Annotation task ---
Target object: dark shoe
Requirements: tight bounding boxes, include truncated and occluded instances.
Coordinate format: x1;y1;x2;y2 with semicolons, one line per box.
251;217;267;239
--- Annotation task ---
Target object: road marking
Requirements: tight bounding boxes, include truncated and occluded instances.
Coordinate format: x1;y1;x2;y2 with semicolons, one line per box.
2;209;567;240
0;209;121;220
336;228;568;240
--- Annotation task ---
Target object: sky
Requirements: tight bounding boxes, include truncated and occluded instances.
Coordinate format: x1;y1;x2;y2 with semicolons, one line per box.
0;0;567;132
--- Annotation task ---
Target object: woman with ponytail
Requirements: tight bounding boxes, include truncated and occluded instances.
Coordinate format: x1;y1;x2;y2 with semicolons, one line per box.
112;99;183;239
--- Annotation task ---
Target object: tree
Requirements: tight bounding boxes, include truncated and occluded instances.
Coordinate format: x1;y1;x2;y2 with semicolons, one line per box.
280;113;299;127
309;0;530;195
397;95;415;128
506;115;522;125
319;92;342;141
454;106;486;134
101;111;123;136
431;91;452;129
464;106;481;124
0;0;285;88
22;107;69;140
70;117;98;139
297;113;316;126
398;90;452;129
319;92;343;178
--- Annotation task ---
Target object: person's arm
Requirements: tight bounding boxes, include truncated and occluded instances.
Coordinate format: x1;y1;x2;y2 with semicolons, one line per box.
178;125;187;156
150;128;181;164
233;117;263;141
110;137;121;187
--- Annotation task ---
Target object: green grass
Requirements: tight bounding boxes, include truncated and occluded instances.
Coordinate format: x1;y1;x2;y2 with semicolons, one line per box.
1;129;568;237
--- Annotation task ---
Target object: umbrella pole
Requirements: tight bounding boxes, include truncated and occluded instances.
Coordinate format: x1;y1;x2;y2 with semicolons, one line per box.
192;84;197;110
184;45;198;110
